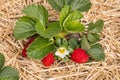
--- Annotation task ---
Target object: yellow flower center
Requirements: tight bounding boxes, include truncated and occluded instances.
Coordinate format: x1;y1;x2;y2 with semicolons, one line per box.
58;48;65;54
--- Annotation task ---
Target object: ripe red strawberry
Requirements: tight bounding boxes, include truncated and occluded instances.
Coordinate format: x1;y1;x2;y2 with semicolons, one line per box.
42;53;55;66
71;48;89;63
22;37;35;57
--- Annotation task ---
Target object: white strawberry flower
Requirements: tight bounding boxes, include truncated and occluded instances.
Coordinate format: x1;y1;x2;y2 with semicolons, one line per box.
55;47;69;58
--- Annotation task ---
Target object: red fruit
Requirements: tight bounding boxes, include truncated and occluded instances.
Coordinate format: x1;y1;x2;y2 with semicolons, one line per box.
42;53;55;66
71;48;89;63
22;37;35;57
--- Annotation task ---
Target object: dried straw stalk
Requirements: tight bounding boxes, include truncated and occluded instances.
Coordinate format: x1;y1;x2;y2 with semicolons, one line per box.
0;0;120;80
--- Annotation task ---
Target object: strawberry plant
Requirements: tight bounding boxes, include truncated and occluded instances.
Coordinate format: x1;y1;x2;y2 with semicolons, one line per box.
0;53;19;80
14;0;105;66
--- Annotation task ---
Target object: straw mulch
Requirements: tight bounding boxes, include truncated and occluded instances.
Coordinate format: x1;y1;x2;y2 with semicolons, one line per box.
0;0;120;80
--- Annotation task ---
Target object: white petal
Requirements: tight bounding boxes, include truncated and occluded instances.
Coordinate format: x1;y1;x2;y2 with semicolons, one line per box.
55;51;59;56
55;52;64;58
66;51;69;55
55;47;70;58
59;54;65;58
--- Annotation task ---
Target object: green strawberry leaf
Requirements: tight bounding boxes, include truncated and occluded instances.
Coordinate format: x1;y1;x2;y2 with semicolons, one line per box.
63;10;83;26
87;48;105;61
60;6;83;32
64;0;71;5
81;35;90;51
0;53;5;70
48;0;65;12
93;19;104;33
0;66;19;80
35;21;61;38
60;5;71;27
68;38;79;49
14;16;36;40
90;43;102;49
65;21;85;33
69;0;92;12
87;33;100;43
0;77;17;80
48;0;92;12
88;19;104;33
22;4;48;26
88;22;95;31
27;36;54;59
60;5;83;27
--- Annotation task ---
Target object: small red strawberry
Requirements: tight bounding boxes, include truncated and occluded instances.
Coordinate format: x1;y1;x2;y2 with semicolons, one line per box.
42;53;55;66
22;37;35;57
71;48;89;63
